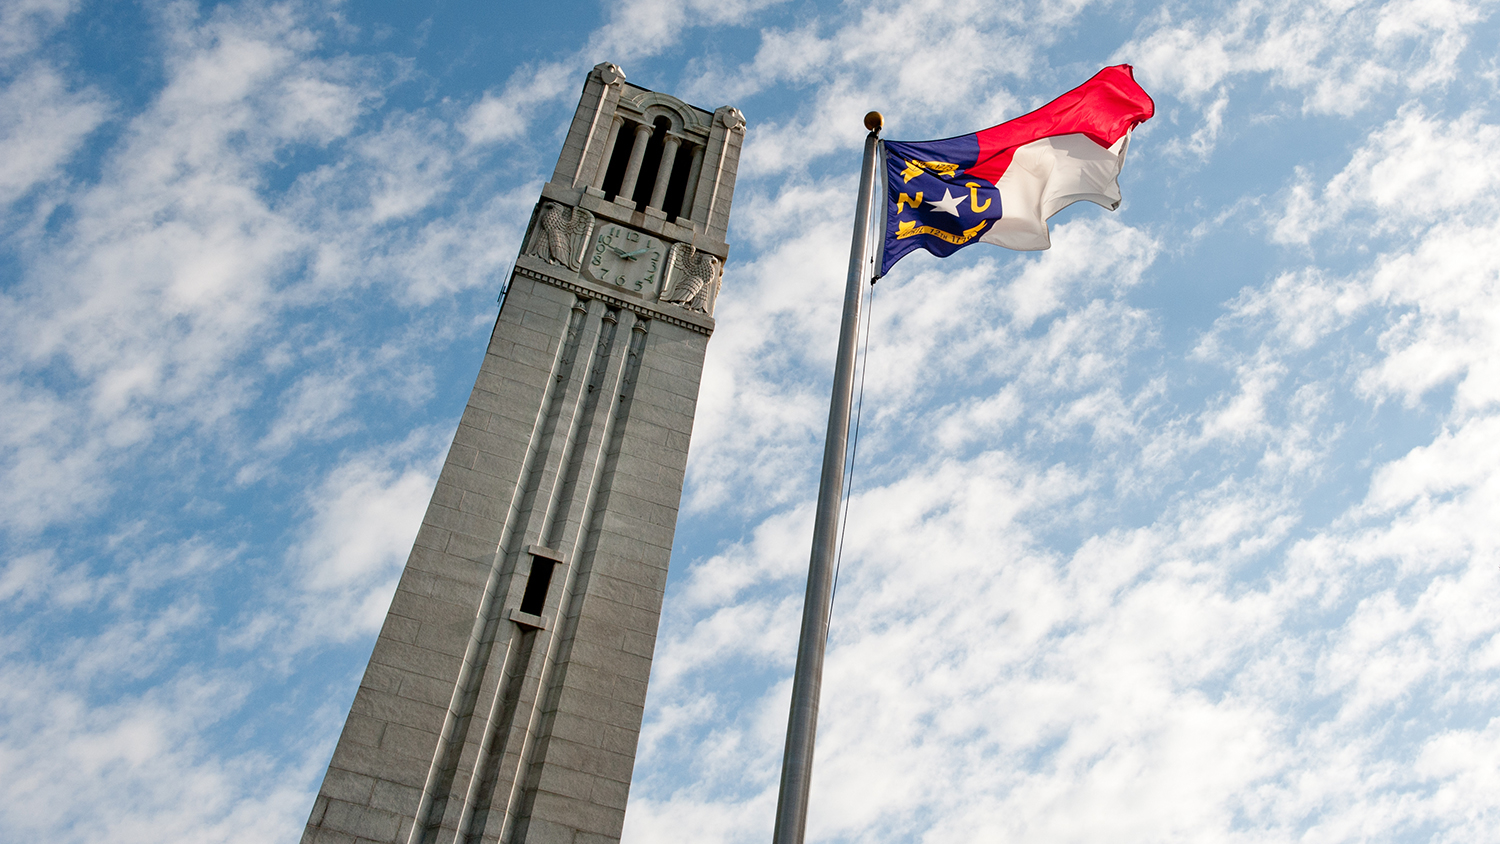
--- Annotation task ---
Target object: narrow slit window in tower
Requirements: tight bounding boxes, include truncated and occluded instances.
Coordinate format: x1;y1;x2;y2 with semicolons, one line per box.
519;557;555;616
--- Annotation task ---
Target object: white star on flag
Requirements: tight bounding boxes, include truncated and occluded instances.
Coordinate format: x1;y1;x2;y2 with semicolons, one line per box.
926;188;965;216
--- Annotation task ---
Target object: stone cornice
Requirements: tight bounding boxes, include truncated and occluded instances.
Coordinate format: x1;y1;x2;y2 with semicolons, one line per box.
513;263;715;337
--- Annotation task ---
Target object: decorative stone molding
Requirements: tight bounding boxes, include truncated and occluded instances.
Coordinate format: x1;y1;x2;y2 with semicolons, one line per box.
594;62;625;86
513;264;713;336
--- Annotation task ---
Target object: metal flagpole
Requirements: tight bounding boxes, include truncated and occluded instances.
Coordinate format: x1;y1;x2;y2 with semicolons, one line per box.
771;110;883;844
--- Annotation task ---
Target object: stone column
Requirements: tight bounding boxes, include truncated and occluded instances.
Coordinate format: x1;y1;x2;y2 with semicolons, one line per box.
648;135;681;212
617;123;654;203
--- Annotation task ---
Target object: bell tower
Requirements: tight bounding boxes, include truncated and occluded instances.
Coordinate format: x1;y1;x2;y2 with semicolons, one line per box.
303;63;744;844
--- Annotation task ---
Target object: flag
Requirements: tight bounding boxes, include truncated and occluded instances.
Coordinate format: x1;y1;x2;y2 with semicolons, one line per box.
879;65;1155;276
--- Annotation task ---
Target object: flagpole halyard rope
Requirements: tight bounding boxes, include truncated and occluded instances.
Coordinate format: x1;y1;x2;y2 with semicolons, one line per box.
827;279;875;634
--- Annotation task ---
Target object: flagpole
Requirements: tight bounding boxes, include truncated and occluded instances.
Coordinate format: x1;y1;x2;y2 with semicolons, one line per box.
771;111;883;844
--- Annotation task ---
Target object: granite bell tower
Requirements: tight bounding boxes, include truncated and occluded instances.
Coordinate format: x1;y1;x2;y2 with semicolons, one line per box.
303;63;744;844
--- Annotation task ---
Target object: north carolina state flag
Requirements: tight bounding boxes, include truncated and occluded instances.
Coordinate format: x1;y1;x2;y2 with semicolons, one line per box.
880;65;1154;275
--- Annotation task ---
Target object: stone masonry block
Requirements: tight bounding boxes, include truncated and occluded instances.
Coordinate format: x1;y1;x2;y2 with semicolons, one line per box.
641;325;707;363
607;455;681;498
421;500;496;540
666;429;693;454
521;306;569;334
369;778;423;816
578;573;659;614
508;324;558;353
599;488;677;529
422;569;495;609
457;489;508;521
337;712;386;749
617;398;694;436
318;767;377;806
504;342;565;375
536;764;597;802
361;662;405;696
443;442;478;471
428;480;464;511
567;615;630;651
413;615;476;657
616;421;695;470
615;415;671;448
377;722;442;764
593;524;673;557
631;381;700;421
351;688;447;737
401;544;464;579
640;351;705;383
530;788;623;836
397;671;458;709
577;591;662;636
321;799;402;843
473;366;553;409
547;709;607;748
600;723;644;758
470;449;526;485
370;639;463;684
620;628;658;660
411;522;451;553
330;741;430;791
592;552;669;593
519;817;579;844
387;589;469;629
555;687;644;736
376;615;419;646
303;820;357;844
449;424;518;465
442;530;501;566
590;776;631;811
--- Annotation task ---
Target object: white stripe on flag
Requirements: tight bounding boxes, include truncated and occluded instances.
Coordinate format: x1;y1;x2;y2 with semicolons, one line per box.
981;132;1132;251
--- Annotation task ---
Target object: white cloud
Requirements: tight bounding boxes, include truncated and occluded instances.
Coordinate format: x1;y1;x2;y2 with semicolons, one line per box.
0;666;314;844
0;65;108;206
0;0;75;65
280;432;445;646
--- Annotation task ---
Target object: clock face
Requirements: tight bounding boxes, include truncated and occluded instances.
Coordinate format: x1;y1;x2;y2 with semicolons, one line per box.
587;224;665;296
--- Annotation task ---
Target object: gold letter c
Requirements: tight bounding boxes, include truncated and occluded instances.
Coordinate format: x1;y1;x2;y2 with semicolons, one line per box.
965;182;991;213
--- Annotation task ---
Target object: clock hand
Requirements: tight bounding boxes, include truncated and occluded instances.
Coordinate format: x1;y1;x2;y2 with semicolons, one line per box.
619;247;652;258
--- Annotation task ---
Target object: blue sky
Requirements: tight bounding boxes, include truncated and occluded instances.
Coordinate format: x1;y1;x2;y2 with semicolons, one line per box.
3;0;1500;841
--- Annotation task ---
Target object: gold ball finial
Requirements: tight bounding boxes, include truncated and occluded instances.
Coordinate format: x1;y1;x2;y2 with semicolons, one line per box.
864;111;883;133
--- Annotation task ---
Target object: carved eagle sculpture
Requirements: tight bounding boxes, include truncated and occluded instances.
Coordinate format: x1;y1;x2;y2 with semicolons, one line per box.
664;244;720;313
526;202;593;271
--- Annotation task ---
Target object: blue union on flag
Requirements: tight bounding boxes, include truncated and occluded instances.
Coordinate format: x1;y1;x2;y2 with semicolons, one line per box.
880;65;1155;276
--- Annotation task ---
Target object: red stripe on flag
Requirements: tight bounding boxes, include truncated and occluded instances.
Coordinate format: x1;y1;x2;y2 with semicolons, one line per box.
967;65;1155;185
